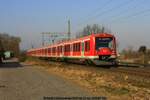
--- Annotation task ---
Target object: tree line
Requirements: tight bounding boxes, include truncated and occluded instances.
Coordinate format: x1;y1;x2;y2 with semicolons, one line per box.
0;33;21;57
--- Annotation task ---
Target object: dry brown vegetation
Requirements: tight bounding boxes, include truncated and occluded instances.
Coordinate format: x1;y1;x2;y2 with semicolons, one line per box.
120;47;150;64
25;58;150;100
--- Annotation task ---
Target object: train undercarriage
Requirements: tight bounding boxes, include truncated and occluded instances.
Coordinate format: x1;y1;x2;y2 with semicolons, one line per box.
38;55;118;66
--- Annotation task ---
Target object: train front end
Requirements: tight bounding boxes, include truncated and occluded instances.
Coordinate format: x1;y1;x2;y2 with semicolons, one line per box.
92;33;117;65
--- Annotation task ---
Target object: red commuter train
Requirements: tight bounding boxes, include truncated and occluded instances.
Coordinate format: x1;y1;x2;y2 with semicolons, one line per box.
27;33;117;65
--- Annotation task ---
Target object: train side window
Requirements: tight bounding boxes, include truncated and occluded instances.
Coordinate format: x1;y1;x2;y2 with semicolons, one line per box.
40;50;42;54
44;49;46;54
59;46;61;53
73;44;75;52
70;44;72;52
79;43;81;51
68;45;70;52
73;43;80;52
67;45;69;52
48;48;51;53
76;44;77;51
66;45;67;52
79;43;80;51
69;45;70;52
73;43;76;52
75;43;77;52
75;43;77;51
64;45;67;52
54;47;56;53
76;43;80;52
60;46;62;53
66;44;70;52
45;49;47;54
59;46;60;53
58;46;61;53
52;47;56;53
42;49;44;54
85;41;90;52
57;47;59;52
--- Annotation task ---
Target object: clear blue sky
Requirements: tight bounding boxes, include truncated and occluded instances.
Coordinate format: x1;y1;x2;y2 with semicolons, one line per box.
0;0;150;50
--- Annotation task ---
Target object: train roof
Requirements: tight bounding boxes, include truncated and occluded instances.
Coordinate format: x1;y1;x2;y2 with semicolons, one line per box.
28;33;114;52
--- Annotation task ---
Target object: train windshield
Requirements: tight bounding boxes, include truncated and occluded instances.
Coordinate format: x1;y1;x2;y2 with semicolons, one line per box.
95;37;113;50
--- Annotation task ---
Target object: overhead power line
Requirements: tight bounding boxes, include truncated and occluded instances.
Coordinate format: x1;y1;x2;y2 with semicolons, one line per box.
77;0;113;22
77;0;135;27
109;8;150;23
99;0;144;23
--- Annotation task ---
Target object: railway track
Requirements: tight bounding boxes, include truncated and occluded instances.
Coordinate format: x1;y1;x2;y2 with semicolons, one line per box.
67;61;150;78
70;63;150;78
39;59;150;78
114;62;150;78
118;61;150;67
110;67;150;78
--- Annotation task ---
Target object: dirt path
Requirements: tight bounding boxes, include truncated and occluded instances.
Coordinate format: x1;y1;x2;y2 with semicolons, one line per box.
0;62;92;100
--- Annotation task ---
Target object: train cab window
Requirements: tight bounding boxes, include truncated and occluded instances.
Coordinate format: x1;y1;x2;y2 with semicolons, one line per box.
85;41;90;52
95;37;113;50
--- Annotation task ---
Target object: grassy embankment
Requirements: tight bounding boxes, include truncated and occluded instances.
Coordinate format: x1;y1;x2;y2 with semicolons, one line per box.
25;57;150;100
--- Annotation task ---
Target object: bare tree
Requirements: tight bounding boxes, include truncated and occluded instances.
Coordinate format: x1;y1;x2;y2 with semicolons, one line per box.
76;24;109;38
